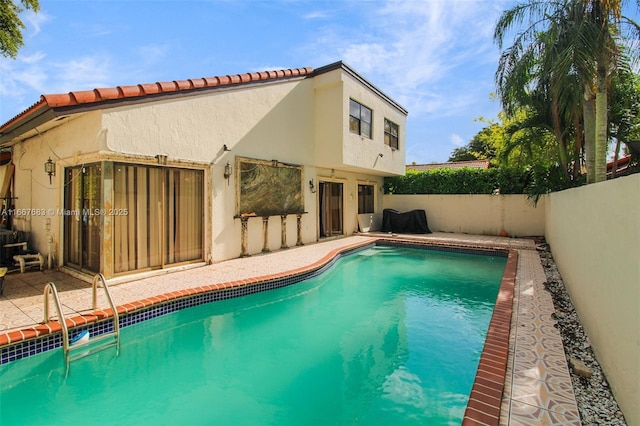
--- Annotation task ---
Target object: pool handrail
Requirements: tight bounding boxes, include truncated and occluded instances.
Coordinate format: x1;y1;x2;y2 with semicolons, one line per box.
91;272;120;352
42;275;121;373
42;282;70;364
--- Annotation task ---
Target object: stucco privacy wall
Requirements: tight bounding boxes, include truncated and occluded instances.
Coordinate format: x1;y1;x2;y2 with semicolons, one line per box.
382;194;545;236
545;174;640;426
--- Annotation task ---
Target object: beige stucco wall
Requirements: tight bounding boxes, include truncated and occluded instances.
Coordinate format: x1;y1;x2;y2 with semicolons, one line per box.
314;68;406;176
102;79;320;262
9;112;104;262
545;174;640;426
8;67;405;269
101;72;405;262
382;194;545;236
341;72;406;176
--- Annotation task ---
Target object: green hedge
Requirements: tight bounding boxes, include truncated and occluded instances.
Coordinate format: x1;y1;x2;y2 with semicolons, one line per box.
384;167;532;195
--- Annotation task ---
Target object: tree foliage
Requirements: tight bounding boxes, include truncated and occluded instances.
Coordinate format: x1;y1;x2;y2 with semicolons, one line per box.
0;0;40;59
493;0;640;183
449;112;558;169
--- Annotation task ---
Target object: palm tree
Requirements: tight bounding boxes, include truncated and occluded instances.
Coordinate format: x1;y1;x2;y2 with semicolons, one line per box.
495;1;586;179
581;0;639;181
494;0;640;183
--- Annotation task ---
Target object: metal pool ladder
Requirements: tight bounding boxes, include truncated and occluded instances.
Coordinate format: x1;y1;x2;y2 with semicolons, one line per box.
43;273;121;371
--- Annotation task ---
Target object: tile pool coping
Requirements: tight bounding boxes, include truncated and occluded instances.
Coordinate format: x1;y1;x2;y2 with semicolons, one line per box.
0;237;516;425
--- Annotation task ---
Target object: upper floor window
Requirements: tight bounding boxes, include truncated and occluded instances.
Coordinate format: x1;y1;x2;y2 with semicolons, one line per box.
384;119;399;150
349;99;372;138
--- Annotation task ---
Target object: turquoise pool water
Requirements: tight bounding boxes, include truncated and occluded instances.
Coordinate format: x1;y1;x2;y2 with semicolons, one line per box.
0;246;506;425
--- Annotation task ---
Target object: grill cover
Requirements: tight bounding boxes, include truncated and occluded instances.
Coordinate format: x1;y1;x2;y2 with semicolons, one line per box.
381;209;432;234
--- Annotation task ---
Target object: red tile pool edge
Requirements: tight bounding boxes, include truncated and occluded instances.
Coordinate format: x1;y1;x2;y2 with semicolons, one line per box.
463;249;517;426
0;239;374;347
0;237;516;426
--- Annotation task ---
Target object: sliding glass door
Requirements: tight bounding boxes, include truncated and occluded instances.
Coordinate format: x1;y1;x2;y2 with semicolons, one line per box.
113;164;204;273
64;162;204;276
64;164;103;273
319;181;343;237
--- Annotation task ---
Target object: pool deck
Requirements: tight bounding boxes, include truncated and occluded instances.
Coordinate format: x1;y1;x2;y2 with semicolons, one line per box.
0;233;580;425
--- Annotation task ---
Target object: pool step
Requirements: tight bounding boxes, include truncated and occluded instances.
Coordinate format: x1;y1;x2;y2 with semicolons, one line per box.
68;331;119;362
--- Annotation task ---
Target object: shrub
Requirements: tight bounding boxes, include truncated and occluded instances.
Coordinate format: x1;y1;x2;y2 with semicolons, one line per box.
383;165;583;205
384;167;530;195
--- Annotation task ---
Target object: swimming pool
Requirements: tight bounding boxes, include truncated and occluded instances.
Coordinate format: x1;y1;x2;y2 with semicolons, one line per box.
0;245;507;425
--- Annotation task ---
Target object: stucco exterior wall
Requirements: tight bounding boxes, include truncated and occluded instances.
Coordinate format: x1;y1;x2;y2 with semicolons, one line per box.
313;68;406;176
5;65;406;274
314;71;345;168
341;72;406;176
100;73;403;262
9;112;104;259
545;174;640;426
382;194;545;236
101;79;319;263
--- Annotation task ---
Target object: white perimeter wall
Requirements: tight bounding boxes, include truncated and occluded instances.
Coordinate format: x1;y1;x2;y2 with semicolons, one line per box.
382;194;545;236
545;174;640;426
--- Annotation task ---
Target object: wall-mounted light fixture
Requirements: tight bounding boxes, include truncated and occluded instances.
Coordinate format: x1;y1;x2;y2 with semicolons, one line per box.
224;161;233;183
44;157;55;184
309;179;316;193
223;144;231;152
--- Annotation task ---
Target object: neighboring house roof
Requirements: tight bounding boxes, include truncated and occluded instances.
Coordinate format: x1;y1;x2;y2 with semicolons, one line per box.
0;61;407;146
406;160;490;171
606;154;635;177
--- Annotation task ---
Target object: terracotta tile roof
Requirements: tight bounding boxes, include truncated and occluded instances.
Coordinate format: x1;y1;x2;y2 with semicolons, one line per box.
407;160;490;171
0;66;314;138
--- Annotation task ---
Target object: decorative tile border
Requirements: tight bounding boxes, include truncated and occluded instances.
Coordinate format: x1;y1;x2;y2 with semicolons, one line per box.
0;237;517;426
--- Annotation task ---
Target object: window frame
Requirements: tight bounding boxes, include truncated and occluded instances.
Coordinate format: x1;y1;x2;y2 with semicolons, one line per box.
384;118;399;150
349;99;373;139
357;183;375;214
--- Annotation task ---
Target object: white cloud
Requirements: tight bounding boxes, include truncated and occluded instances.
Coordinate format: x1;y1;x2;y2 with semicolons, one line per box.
340;43;393;74
136;43;170;66
17;51;46;65
307;0;509;119
53;56;113;92
303;10;331;19
450;133;466;147
23;10;51;37
0;53;49;114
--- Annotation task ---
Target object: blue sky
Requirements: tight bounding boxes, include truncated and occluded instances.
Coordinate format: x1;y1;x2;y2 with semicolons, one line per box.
2;0;631;164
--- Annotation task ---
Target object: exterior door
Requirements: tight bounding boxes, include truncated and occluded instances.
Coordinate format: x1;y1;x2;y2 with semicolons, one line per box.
319;181;343;237
64;164;102;273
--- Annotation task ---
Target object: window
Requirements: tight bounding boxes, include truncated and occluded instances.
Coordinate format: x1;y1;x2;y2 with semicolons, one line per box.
349;99;372;138
358;184;375;214
384;119;399;149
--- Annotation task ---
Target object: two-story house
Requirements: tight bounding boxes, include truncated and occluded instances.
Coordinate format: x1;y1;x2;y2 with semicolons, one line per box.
0;61;407;280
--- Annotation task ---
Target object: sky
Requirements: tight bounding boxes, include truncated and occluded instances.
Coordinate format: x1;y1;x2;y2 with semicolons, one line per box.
0;0;602;164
